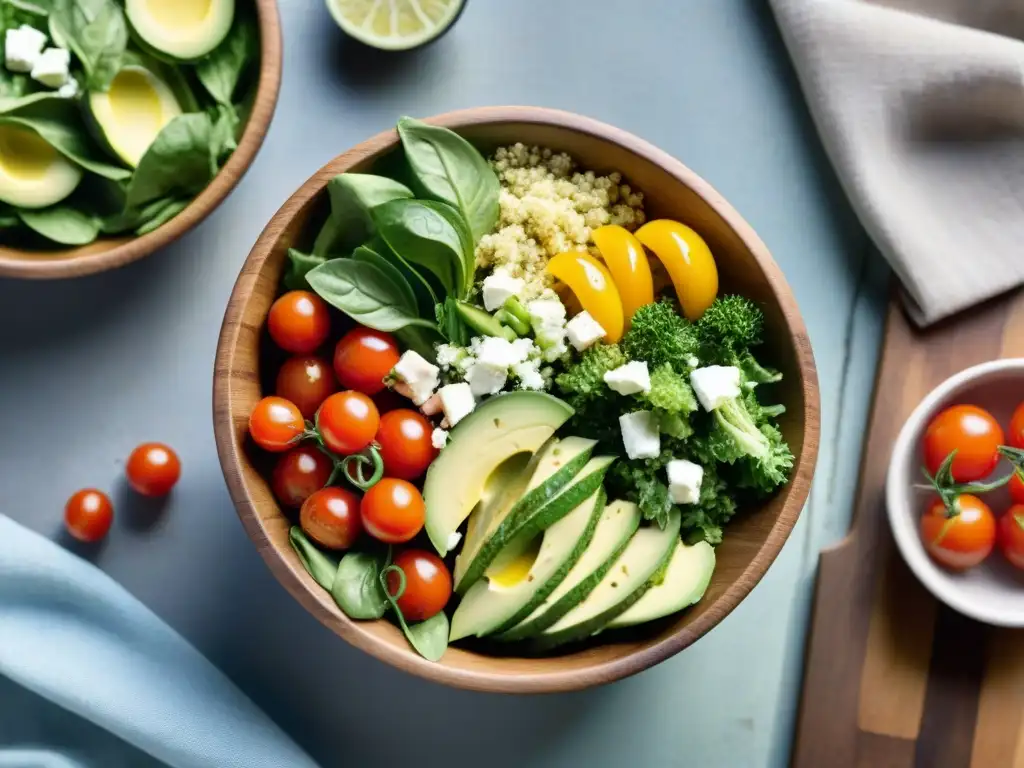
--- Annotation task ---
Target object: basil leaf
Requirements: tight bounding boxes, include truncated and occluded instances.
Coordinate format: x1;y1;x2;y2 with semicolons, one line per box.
331;550;389;620
395;325;444;364
372;198;467;298
352;244;417;311
196;14;257;105
315;173;413;258
437;297;470;346
365;234;439;314
288;527;339;591
5;0;51;14
283;248;326;291
135;198;188;235
396;116;499;244
126;113;216;208
18;205;99;245
49;0;127;92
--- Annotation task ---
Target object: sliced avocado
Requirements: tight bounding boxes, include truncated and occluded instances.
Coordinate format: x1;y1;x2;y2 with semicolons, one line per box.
455;301;517;341
126;0;235;62
605;540;715;629
0;124;82;209
449;487;605;642
497;500;641;642
423;392;573;556
529;510;682;651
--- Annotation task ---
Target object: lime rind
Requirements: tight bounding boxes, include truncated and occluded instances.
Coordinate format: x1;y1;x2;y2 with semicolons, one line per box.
326;0;465;51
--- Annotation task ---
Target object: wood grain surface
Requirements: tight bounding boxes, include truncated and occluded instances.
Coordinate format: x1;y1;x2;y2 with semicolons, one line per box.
212;106;821;693
793;287;1024;767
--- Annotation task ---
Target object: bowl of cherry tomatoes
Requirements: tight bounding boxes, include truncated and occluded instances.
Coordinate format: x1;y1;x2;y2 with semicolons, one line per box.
887;358;1024;626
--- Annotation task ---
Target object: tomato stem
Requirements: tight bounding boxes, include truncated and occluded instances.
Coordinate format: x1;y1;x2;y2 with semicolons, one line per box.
923;448;1012;516
339;445;384;490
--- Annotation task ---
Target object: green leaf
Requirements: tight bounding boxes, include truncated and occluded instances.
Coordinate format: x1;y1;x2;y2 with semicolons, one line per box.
395;325;443;364
209;103;239;164
379;565;449;662
195;14;257;105
372;198;467;298
135;198;187;235
101;195;171;234
17;205;99;245
283;248;326;291
365;234;439;314
126;113;215;208
317;173;413;258
437;297;470;346
396;116;499;244
351;243;417;311
49;0;127;92
331;550;389;620
0;91;60;113
4;0;51;14
288;527;339;591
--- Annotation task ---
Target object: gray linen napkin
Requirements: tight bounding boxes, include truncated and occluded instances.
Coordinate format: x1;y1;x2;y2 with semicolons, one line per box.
769;0;1024;326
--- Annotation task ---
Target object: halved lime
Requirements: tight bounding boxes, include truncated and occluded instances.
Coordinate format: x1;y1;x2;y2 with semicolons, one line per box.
326;0;466;51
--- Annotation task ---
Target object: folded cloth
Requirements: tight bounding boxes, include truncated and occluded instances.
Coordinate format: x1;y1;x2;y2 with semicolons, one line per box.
769;0;1024;326
0;515;319;768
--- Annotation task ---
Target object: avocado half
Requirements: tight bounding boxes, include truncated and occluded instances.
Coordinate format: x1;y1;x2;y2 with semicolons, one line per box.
0;123;82;209
125;0;235;62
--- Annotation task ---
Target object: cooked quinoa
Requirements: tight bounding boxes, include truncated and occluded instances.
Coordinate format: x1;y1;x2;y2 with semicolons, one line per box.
475;143;646;300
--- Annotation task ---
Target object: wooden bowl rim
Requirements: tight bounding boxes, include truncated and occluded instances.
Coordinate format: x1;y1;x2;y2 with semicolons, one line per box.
213;105;821;693
0;0;283;280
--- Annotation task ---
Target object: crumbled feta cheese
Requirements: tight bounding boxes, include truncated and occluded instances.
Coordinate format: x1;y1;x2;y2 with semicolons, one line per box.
481;269;525;312
690;365;741;411
431;428;449;450
604;361;651;395
5;25;47;73
435;343;466;370
56;75;79;99
667;460;704;504
512;360;545;390
566;311;606;351
446;531;463;551
686;355;700;369
438;383;475;425
510;337;539;363
30;47;70;88
392;351;440;405
527;297;566;334
465;361;507;396
619;411;660;460
474;336;520;369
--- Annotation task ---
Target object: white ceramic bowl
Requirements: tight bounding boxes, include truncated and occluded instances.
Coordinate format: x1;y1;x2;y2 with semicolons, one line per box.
887;358;1024;627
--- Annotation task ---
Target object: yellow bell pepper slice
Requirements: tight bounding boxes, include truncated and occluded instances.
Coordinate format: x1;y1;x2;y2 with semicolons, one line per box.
635;220;718;321
591;225;654;325
546;250;624;343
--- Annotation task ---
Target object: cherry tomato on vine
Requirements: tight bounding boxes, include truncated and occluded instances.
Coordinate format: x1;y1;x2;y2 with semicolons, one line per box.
317;391;379;455
272;445;333;508
300;487;362;550
249;396;305;452
998;505;1024;571
922;405;1003;482
361;478;425;544
386;549;452;621
333;328;400;396
920;495;996;570
267;291;331;354
65;489;113;543
1009;403;1024;450
125;442;181;497
1011;471;1024;505
376;409;438;480
276;356;337;420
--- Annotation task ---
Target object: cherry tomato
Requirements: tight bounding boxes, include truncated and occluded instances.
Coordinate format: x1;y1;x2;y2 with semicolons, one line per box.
386;549;452;621
65;489;113;543
300;487;362;550
920;495;996;570
1010;403;1024;450
276;356;337;420
267;291;331;354
923;405;1004;482
376;409;438;480
1011;471;1024;505
998;505;1024;570
272;445;333;508
317;391;379;455
125;442;181;497
249;396;305;452
333;328;400;395
360;478;425;543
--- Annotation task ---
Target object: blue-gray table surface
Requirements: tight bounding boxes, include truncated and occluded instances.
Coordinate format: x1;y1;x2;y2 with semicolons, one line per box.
0;1;892;765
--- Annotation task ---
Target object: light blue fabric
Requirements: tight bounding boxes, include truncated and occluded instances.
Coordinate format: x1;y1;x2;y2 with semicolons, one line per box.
0;515;319;768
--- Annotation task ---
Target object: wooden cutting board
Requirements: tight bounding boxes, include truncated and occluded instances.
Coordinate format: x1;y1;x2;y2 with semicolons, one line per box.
792;288;1024;768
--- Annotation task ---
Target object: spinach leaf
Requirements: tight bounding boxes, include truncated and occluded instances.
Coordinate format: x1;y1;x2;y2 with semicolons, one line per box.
379;565;449;662
428;198;475;294
351;244;417;312
365;234;439;314
317;173;413;257
395;325;443;364
4;0;50;14
396;116;499;244
49;0;127;91
101;195;172;234
288;527;339;591
0;91;59;113
126;113;216;208
331;550;389;620
372;198;467;298
283;248;326;291
135;198;187;235
0;204;20;228
18;205;99;245
437;297;470;346
209;103;239;164
196;14;257;105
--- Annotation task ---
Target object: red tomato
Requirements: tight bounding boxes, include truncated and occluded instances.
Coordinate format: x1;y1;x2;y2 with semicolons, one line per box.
317;391;379;455
65;489;113;543
376;409;438;480
386;549;452;621
300;487;362;550
1011;471;1024;505
125;442;181;497
1010;403;1024;450
333;328;400;395
276;356;337;420
249;396;305;452
272;445;333;508
922;405;1003;482
998;505;1024;570
920;495;996;570
360;478;425;543
267;291;331;354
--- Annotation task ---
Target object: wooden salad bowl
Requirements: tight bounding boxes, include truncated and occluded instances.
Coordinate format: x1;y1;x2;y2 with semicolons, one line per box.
213;106;821;693
0;0;282;280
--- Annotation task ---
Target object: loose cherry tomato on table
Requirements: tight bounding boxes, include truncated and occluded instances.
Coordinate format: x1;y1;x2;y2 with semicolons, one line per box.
922;404;1004;482
998;505;1024;570
333;328;400;396
276;356;337;420
376;409;438;480
920;494;996;570
1009;403;1024;450
267;291;331;354
317;391;379;455
361;478;425;543
65;489;113;543
249;396;305;452
272;445;333;508
300;487;362;550
386;549;452;621
125;442;181;497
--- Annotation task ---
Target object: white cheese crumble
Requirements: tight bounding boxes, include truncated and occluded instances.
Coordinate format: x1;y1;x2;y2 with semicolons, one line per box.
566;311;606;352
690;365;741;411
431;427;449;450
438;383;475;426
4;25;47;73
604;361;651;396
30;47;70;88
392;351;440;405
619;411;660;460
481;269;525;312
667;459;704;504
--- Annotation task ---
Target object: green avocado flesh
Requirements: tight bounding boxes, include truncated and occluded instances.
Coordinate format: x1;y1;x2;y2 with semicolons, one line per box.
126;0;235;62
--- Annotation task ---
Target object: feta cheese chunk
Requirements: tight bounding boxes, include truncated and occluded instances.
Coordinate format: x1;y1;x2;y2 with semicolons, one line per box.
56;75;79;99
392;350;440;405
482;270;525;312
446;531;463;551
690;365;741;411
512;361;545;390
474;336;521;369
619;411;660;460
667;459;704;504
438;383;475;426
435;343;466;370
526;297;568;361
431;428;449;450
604;361;651;396
5;25;47;73
30;47;70;88
465;361;507;396
566;311;606;351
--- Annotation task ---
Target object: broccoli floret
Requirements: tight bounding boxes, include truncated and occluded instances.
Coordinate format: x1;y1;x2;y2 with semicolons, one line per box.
738;351;782;386
736;423;794;496
656;410;693;440
697;296;764;362
555;343;626;401
644;364;698;414
680;463;737;545
622;300;700;372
